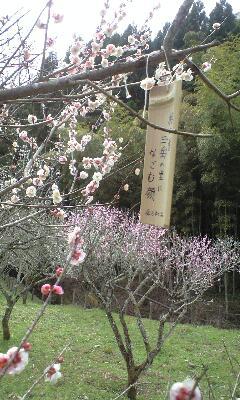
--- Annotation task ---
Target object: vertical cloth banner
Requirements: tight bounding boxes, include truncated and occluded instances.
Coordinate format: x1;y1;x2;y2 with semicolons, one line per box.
140;80;182;227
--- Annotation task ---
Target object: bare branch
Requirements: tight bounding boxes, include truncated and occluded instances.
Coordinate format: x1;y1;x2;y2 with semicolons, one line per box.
163;0;194;53
21;343;69;400
0;41;219;102
0;2;50;83
0;175;31;198
39;1;52;80
84;79;212;138
0;210;45;230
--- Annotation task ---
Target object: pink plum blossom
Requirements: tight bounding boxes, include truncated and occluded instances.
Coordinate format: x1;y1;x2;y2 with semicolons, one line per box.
52;13;64;23
52;285;64;295
41;284;52;296
56;267;64;277
70;248;86;265
59;156;68;164
0;354;9;370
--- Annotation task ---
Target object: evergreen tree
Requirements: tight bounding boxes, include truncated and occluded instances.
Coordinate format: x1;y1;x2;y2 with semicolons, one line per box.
173;1;208;49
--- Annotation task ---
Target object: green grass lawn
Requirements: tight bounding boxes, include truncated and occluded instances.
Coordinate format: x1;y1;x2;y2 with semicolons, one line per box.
0;297;239;400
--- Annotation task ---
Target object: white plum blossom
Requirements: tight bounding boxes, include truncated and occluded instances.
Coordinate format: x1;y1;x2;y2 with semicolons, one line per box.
135;168;140;176
82;157;92;169
19;130;28;141
27;114;37;124
91;42;101;53
173;63;184;77
52;184;62;205
140;77;155;91
26;186;37;198
213;22;221;30
114;46;123;57
82;134;92;143
104;26;114;37
101;58;109;68
169;379;201;400
155;62;168;79
128;35;135;45
88;99;100;110
70;43;81;56
12;141;18;149
44;363;62;384
6;347;29;375
79;171;88;179
155;62;172;86
181;69;194;82
103;139;117;154
85;195;94;205
11;195;19;203
123;183;129;191
103;110;110;120
37;165;50;181
92;172;103;182
202;62;212;72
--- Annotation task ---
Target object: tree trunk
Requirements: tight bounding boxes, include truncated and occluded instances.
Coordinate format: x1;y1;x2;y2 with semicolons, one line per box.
22;291;28;305
232;270;236;298
127;369;138;400
2;299;15;340
224;272;229;320
127;384;137;400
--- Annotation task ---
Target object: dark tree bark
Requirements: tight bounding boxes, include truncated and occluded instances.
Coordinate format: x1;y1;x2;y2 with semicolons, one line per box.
2;298;15;340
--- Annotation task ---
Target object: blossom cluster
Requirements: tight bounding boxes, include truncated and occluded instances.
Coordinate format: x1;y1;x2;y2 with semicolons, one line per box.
140;61;194;91
68;227;86;266
41;283;64;296
68;207;240;294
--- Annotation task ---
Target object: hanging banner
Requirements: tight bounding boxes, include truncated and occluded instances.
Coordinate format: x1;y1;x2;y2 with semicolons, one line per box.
140;80;182;228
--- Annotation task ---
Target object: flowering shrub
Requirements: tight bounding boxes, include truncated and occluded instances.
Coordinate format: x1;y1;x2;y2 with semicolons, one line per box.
0;209;67;340
68;206;239;301
63;206;240;400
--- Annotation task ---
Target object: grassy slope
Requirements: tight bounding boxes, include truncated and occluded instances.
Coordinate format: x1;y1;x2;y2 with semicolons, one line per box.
0;297;239;400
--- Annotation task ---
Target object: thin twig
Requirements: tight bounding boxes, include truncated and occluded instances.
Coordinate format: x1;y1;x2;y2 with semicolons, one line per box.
21;343;70;400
